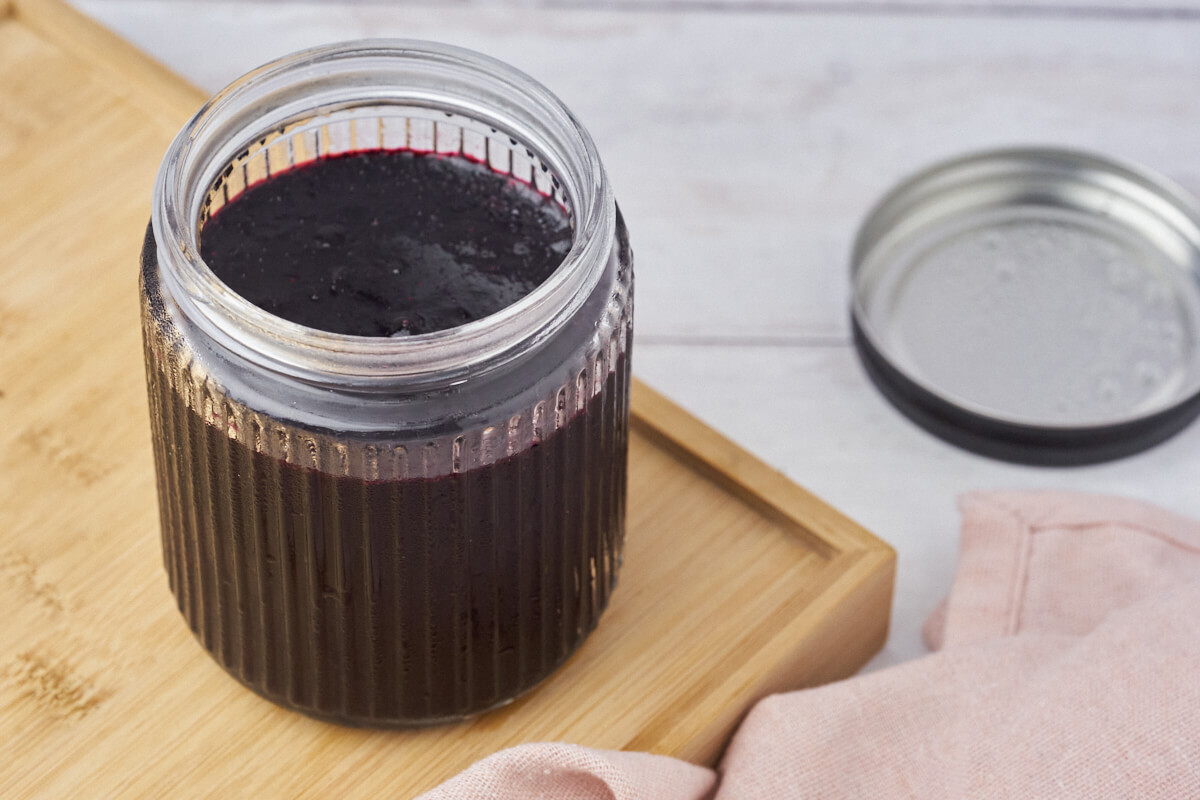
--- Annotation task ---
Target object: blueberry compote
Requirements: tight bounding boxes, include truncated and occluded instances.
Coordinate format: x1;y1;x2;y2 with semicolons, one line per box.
144;149;629;725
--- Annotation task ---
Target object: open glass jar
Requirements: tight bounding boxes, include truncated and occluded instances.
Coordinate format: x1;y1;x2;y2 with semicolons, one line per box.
141;41;633;725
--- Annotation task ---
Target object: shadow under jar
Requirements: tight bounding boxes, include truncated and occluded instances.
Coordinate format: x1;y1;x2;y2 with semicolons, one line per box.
140;41;633;725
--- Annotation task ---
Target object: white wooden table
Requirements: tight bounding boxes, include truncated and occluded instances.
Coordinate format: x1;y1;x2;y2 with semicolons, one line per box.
73;0;1200;671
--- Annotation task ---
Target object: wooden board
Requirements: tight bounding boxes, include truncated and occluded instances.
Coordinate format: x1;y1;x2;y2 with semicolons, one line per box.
0;1;895;796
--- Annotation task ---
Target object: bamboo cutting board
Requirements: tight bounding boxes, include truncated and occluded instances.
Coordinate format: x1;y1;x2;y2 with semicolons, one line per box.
0;1;895;796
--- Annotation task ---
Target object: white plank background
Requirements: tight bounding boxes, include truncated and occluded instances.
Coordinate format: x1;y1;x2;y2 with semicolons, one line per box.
72;0;1200;673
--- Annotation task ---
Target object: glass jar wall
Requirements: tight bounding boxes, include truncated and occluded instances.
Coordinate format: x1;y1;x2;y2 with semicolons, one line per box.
141;41;633;724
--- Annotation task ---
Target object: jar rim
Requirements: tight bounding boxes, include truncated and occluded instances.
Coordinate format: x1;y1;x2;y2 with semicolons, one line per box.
152;39;614;389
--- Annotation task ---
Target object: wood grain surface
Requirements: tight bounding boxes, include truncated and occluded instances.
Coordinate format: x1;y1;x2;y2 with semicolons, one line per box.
0;1;893;796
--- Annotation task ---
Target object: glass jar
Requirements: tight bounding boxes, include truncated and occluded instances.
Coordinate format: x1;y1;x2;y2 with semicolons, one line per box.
140;41;633;725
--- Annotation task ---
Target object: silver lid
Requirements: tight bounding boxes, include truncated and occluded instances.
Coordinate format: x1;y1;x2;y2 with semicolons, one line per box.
851;147;1200;464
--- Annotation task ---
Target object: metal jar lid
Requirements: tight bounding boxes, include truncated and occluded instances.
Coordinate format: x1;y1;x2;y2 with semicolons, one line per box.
851;147;1200;465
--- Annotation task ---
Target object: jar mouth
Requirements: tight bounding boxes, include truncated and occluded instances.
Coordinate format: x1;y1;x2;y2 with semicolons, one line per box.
153;40;614;389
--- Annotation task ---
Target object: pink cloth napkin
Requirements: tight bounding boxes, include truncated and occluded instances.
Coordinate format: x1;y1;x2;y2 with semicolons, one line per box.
419;491;1200;799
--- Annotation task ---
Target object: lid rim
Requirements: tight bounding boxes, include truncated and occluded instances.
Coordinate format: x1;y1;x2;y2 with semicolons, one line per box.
851;145;1200;462
852;317;1200;465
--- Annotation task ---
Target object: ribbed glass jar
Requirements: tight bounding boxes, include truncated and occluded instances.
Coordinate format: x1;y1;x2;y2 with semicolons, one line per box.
140;41;633;725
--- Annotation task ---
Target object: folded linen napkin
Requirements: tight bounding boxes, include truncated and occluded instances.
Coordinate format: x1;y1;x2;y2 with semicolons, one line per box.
420;491;1200;799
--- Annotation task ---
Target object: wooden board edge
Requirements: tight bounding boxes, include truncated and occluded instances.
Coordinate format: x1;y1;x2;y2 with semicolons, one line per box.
0;6;903;792
13;0;204;123
631;379;894;559
670;545;895;765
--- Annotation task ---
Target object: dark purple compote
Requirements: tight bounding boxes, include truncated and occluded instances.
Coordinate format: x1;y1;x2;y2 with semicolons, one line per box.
146;149;628;724
200;150;573;336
